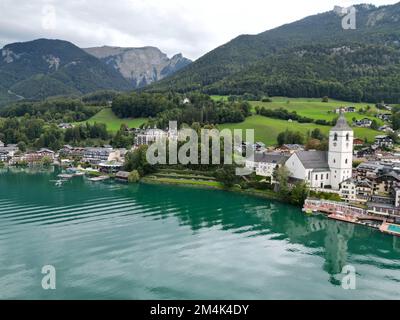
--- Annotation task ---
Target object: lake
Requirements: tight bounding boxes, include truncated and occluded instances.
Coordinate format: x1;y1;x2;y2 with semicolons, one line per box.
0;168;399;299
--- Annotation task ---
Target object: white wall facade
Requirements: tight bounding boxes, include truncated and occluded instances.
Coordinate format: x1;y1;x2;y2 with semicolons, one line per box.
328;129;354;190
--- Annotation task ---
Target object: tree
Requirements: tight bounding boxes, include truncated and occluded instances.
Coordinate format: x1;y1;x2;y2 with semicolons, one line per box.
215;165;240;188
17;141;27;152
310;128;325;140
274;165;291;201
392;112;400;131
290;182;309;206
112;125;132;148
128;170;140;183
40;156;53;167
124;145;155;176
370;119;379;130
322;96;329;103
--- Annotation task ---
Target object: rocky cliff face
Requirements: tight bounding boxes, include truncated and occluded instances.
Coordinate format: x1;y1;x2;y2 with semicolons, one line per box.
84;46;191;88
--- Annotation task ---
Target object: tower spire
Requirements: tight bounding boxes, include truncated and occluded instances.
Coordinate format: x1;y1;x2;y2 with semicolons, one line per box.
333;112;352;131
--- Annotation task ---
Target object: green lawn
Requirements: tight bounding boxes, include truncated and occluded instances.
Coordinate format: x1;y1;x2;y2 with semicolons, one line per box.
143;176;223;189
219;115;379;146
76;108;147;132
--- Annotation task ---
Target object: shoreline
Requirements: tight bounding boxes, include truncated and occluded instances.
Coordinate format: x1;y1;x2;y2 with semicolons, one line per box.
142;176;286;203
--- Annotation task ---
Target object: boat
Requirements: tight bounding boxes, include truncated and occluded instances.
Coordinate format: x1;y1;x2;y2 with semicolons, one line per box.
73;172;85;177
88;176;110;182
58;174;74;179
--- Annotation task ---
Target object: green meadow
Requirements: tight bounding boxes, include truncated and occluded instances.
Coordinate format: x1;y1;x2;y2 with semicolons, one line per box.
213;96;383;123
213;96;383;145
76;108;147;132
78;98;382;145
219;115;380;146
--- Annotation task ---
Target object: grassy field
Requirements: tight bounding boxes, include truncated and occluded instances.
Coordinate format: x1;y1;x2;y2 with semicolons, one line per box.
213;96;384;123
219;115;379;146
76;108;147;132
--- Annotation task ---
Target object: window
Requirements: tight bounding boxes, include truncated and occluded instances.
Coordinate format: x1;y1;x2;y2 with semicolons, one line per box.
321;174;324;180
334;133;338;141
346;133;350;141
326;174;329;179
345;159;348;164
315;175;318;181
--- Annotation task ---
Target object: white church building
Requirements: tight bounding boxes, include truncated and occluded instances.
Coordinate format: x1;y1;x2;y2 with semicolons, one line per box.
285;113;354;190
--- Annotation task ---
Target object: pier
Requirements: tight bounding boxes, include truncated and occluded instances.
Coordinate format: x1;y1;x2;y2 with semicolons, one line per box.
303;198;399;236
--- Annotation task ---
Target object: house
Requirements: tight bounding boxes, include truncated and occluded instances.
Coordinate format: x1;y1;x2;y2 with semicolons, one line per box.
285;112;353;190
353;118;373;128
183;98;191;105
245;153;289;182
379;125;394;133
374;135;394;149
356;162;384;179
82;147;121;165
373;172;400;195
335;106;355;113
134;128;168;146
377;113;392;122
0;144;19;162
58;123;74;129
98;161;123;174
346;106;356;113
275;144;304;154
59;145;85;158
340;178;373;203
25;149;55;163
340;178;357;202
37;148;55;160
353;138;364;147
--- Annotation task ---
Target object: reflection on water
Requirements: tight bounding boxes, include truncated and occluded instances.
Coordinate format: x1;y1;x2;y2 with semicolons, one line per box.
0;169;399;299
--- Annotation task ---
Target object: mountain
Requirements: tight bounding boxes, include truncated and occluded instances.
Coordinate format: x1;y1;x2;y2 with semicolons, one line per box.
0;39;132;104
84;46;192;88
148;3;400;103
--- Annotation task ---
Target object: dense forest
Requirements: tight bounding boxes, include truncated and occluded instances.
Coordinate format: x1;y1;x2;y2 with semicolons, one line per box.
148;3;400;103
112;92;252;128
0;117;112;151
0;98;101;123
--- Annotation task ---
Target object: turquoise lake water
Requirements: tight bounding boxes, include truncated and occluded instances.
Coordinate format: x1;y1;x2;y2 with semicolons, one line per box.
0;168;399;299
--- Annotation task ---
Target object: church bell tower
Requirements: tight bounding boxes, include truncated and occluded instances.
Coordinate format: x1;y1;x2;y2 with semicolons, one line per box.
328;112;354;190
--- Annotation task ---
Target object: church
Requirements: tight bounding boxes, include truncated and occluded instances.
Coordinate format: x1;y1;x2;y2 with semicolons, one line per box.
285;113;354;190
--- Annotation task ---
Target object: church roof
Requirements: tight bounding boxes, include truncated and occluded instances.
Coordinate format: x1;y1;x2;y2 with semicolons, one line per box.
296;151;330;170
332;113;352;131
253;152;289;164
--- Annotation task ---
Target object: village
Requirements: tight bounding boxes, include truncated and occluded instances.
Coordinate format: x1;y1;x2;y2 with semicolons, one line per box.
1;110;400;237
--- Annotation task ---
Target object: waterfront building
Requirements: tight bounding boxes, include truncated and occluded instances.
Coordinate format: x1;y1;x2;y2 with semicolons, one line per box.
0;144;19;162
82;147;121;165
245;153;289;183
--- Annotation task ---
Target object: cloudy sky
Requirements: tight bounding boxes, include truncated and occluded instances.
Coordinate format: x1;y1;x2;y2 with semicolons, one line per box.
1;0;398;60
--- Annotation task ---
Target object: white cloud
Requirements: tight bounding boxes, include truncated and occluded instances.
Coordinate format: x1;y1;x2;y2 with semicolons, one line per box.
0;0;398;60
